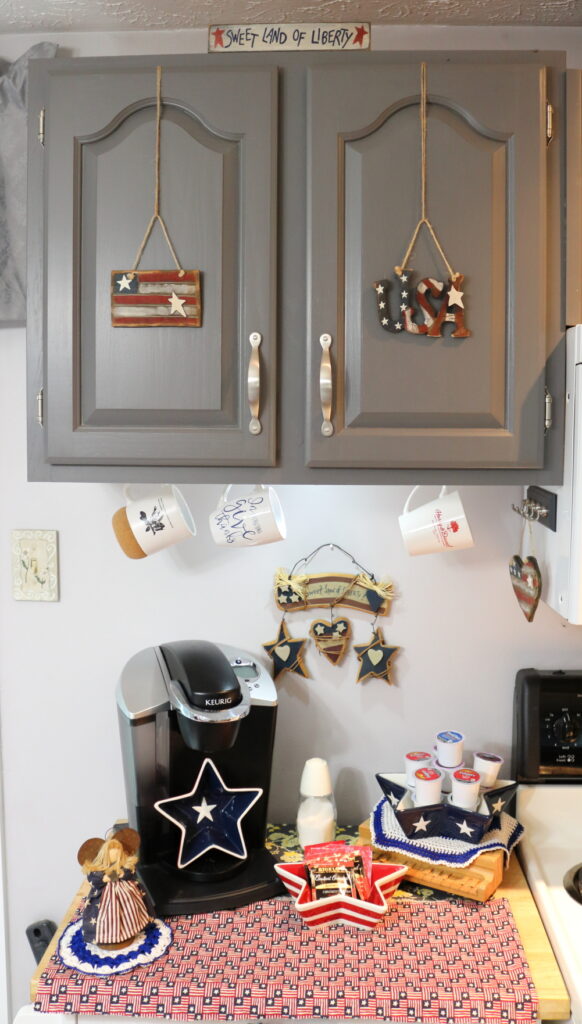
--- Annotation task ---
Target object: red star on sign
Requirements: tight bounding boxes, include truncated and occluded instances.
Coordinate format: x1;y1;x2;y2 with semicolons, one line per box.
353;25;368;46
212;26;225;47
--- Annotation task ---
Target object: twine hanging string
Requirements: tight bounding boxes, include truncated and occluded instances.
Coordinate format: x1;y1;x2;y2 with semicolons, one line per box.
130;66;185;278
395;63;458;282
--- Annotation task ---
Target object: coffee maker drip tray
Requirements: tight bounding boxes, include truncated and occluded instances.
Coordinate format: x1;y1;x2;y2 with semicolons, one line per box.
140;847;283;916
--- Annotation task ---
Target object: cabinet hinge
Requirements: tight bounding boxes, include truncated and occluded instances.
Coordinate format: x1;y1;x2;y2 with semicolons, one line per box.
36;387;44;427
38;108;45;146
546;100;554;145
544;385;553;433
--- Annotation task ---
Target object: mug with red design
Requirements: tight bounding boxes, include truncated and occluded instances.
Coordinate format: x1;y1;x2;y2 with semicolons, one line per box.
398;486;474;556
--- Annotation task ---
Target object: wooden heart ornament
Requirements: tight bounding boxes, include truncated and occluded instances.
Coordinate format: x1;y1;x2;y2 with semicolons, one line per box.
309;618;352;665
509;555;542;622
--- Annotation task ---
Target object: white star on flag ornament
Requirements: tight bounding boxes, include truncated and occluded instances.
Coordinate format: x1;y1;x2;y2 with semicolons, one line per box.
168;291;187;317
154;758;262;868
117;274;133;291
447;283;464;308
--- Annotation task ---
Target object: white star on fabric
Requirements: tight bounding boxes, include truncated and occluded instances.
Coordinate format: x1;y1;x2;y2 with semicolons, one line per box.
490;797;505;813
168;291;187;317
412;815;430;834
448;284;464;308
314;624;325;635
395;322;403;330
192;796;216;823
378;301;385;309
456;819;475;837
400;274;409;282
375;284;384;294
401;290;408;299
117;274;133;291
381;318;389;326
400;303;407;312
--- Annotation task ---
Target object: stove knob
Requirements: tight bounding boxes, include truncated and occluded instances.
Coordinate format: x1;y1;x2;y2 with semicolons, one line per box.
553;711;580;744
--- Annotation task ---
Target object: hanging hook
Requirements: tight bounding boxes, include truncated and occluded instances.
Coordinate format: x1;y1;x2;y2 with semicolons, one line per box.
511;499;548;523
290;542;376;581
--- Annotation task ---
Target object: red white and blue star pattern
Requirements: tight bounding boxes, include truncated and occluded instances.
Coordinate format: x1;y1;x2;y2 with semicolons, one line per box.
154;758;262;868
373;270;470;339
111;270;201;327
275;859;407;929
37;895;536;1020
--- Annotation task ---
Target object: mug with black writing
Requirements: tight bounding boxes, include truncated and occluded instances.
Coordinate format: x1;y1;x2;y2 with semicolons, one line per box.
398;485;474;556
112;485;196;559
209;485;286;547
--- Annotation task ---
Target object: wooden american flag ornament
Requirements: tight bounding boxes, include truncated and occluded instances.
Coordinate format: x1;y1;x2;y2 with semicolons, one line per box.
112;67;203;330
111;270;201;327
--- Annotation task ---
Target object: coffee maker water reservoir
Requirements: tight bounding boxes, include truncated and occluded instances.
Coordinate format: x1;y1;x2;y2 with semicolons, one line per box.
117;640;282;914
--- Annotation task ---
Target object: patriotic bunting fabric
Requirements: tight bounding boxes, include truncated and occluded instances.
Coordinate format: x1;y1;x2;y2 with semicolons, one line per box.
111;270;201;328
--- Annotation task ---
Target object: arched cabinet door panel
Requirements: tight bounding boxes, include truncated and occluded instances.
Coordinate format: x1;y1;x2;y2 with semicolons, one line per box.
30;59;277;467
306;59;561;469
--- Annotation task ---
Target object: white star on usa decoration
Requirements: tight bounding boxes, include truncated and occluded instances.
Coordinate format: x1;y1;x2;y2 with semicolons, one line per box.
117;274;133;291
379;301;385;309
154;758;262;868
168;291;187;317
400;274;409;283
375;283;384;294
447;284;464;308
381;318;389;326
490;797;505;814
192;796;216;823
456;819;475;837
395;322;403;330
412;815;430;834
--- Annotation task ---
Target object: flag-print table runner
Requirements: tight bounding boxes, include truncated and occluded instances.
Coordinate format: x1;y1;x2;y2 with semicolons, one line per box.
35;897;536;1021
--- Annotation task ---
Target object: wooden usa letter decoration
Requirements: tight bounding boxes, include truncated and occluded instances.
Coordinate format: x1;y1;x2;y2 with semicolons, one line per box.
374;270;470;339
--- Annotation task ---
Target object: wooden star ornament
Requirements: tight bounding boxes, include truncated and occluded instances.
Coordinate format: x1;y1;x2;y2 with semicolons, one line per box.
263;619;309;680
353;627;399;684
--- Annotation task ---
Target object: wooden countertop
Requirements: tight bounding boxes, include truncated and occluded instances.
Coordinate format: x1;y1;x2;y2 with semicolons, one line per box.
31;852;571;1021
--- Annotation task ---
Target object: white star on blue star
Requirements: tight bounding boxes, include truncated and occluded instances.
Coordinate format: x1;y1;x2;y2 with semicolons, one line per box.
154;758;262;869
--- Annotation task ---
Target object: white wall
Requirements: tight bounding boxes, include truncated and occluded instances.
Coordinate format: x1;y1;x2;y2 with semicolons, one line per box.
2;20;582;1019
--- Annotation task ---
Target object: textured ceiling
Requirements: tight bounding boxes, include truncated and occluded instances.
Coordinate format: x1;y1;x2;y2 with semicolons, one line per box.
0;0;581;32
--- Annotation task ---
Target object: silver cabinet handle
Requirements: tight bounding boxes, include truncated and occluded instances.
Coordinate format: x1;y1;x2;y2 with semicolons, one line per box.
248;332;262;435
319;333;334;437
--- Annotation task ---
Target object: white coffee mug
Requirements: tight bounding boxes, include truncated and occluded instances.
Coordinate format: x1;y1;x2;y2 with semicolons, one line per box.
112;484;196;559
209;485;286;547
398;485;474;556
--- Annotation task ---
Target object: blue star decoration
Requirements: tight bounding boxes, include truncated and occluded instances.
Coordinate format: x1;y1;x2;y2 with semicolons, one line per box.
154;758;262;868
263;619;309;680
353;627;399;684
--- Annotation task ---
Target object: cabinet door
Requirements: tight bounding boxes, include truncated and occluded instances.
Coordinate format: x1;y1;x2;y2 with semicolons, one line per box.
307;59;558;469
30;59;277;467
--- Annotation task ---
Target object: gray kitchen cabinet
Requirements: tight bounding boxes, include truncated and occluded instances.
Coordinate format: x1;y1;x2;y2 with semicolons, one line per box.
27;57;278;473
27;52;564;482
306;56;563;469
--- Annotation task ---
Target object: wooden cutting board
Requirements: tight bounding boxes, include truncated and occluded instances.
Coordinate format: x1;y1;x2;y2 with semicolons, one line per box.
359;819;504;902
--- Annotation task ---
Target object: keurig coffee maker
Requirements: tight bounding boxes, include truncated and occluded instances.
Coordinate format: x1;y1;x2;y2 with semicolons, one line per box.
117;640;282;914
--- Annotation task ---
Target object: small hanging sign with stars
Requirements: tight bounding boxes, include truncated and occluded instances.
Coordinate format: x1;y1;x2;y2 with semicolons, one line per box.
373;271;470;339
208;23;370;52
111;270;202;328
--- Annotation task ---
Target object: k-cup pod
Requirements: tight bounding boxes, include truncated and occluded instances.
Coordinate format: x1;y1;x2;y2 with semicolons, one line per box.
435;730;465;768
451;768;481;811
405;751;433;787
112;484;196;559
414;766;443;806
434;759;464;794
473;752;504;788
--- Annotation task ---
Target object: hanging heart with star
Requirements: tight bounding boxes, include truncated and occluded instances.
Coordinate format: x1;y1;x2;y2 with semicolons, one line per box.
309;617;352;665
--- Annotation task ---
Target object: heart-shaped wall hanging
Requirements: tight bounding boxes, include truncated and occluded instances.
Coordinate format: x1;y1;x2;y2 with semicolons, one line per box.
509;555;542;622
309;618;352;665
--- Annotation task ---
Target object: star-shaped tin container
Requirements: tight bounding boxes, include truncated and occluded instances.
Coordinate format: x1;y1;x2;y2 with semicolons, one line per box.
354;627;399;683
375;773;518;845
154;758;262;868
263;620;309;679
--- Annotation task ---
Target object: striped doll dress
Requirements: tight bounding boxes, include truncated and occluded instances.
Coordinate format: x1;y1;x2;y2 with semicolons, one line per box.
82;869;153;946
